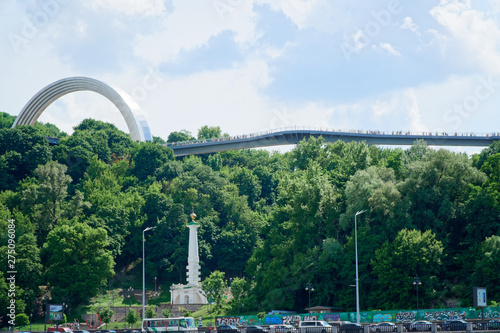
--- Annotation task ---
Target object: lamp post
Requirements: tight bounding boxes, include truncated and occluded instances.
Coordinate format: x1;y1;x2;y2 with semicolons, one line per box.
355;210;366;324
305;282;314;310
413;275;422;312
42;295;51;332
127;287;133;329
143;226;155;321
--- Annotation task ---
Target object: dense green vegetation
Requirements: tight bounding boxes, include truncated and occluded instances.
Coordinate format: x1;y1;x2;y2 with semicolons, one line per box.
0;111;499;327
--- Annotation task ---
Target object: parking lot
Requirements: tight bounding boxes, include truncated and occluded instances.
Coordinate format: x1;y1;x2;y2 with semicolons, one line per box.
208;320;500;333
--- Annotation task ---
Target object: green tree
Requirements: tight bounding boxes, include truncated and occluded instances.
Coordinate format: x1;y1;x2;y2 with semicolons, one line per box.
399;148;486;289
471;235;500;302
132;142;174;181
73;118;133;158
290;136;326;171
0;126;52;190
99;306;115;328
82;156;145;257
230;277;247;307
197;125;222;140
182;308;192;317
168;130;195;143
340;166;408;240
42;223;115;304
22;161;71;224
371;228;444;309
201;271;227;312
0;271;10;325
325;140;371;188
247;161;340;310
145;305;156;318
21;161;89;245
126;309;140;328
0;233;42;311
161;307;173;318
15;313;29;327
472;140;500;170
223;166;262;208
0;111;15;128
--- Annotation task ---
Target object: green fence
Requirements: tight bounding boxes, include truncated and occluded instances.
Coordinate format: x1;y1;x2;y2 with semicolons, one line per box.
215;306;500;326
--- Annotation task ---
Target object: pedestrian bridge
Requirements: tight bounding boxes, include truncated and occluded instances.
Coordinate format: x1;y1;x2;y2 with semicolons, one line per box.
166;127;500;156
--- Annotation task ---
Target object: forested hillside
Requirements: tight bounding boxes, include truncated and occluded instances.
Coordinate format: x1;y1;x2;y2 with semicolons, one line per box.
0;112;499;326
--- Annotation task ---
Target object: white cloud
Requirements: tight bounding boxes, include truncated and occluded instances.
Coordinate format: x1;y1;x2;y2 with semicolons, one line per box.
256;0;324;30
430;0;500;74
133;0;257;65
376;42;401;56
86;0;166;16
401;16;420;35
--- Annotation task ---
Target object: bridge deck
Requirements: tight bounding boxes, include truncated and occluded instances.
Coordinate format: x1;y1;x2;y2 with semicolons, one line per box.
166;129;500;156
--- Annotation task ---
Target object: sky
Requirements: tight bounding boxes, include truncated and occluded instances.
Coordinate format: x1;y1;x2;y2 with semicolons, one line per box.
2;0;500;154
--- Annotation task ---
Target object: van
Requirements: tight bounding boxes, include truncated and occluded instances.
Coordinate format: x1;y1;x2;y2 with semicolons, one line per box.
47;327;74;333
298;321;332;333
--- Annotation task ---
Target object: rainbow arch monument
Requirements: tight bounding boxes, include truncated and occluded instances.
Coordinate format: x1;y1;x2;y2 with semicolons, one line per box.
13;76;152;142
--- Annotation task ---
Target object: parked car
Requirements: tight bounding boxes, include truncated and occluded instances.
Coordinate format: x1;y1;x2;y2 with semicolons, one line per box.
409;321;433;332
47;328;73;333
123;330;141;333
299;321;333;333
440;320;467;331
270;325;296;333
339;323;363;333
74;330;90;333
218;325;239;333
372;322;398;332
247;326;267;333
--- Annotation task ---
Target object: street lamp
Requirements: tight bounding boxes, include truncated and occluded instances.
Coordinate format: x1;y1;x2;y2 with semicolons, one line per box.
42;295;51;332
413;275;422;312
305;282;314;310
127;287;133;329
354;209;366;324
143;226;155;321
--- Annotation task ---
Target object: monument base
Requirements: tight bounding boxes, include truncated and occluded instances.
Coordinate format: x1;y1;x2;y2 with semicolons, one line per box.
170;283;207;305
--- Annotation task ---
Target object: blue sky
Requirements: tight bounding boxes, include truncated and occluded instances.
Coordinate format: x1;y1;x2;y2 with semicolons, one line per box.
1;0;500;153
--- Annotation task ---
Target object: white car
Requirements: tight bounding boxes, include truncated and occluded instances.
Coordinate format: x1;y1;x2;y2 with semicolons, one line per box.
270;325;297;333
298;321;333;333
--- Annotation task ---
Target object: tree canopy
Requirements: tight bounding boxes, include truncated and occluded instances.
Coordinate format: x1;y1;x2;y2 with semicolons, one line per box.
0;114;499;326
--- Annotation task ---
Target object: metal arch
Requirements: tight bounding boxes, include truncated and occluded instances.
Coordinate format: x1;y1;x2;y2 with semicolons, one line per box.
13;76;152;142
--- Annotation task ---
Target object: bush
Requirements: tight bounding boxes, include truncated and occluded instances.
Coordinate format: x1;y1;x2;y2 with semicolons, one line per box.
15;313;30;327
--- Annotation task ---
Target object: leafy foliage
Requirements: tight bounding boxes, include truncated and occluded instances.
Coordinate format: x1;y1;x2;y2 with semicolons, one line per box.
201;270;227;312
126;309;140;327
1;118;499;323
42;222;114;304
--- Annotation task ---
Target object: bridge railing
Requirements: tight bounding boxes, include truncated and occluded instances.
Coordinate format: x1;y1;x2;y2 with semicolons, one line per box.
164;127;500;148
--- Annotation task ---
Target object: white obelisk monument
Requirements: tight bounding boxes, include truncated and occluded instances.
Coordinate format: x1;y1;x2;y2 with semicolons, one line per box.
170;212;207;305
